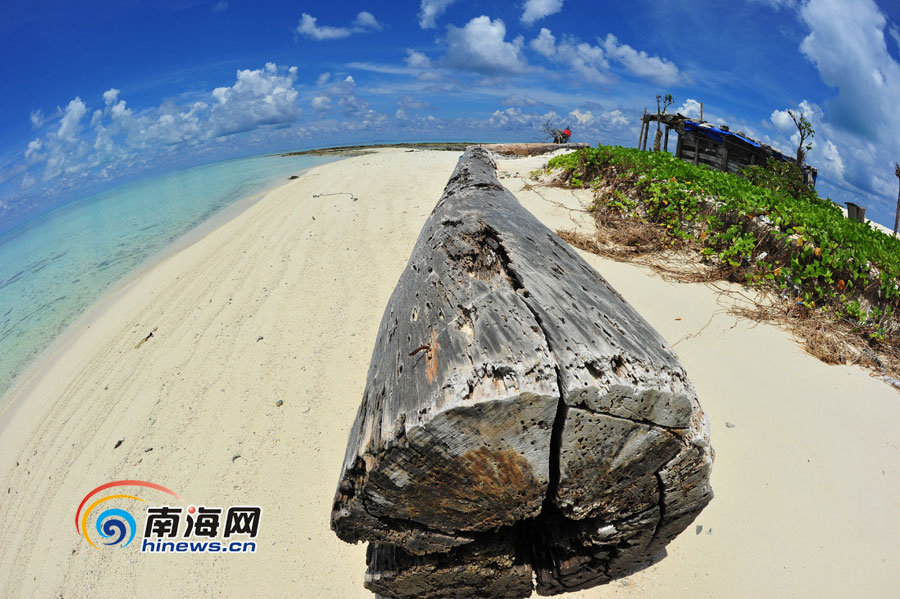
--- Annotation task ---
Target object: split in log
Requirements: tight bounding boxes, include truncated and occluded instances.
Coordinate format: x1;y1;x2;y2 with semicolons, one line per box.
332;147;713;597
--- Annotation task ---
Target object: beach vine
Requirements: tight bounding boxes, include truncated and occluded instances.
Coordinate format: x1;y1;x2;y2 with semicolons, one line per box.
546;145;900;382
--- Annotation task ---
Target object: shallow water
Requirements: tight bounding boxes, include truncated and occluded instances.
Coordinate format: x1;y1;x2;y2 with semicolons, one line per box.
0;153;334;399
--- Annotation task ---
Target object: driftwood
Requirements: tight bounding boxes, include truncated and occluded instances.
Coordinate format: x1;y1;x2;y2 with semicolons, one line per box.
332;147;713;597
480;143;588;157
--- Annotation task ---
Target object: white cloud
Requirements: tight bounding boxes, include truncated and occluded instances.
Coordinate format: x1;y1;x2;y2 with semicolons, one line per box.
57;98;87;144
521;0;564;25
750;0;798;10
677;99;703;119
25;139;43;162
788;0;900;211
296;13;350;40
501;94;544;107
604;109;629;127
529;28;610;83
530;29;681;86
207;63;301;137
443;16;528;75
398;95;431;110
566;108;629;128
821;139;845;179
316;72;332;86
334;76;370;117
602;34;682;86
213;1;228;13
770;108;795;133
21;174;36;189
419;0;456;29
405;49;432;69
488;107;558;128
568;108;594;125
295;12;382;41
890;26;900;54
312;95;331;114
102;88;120;105
29;109;47;129
353;11;383;31
17;62;305;188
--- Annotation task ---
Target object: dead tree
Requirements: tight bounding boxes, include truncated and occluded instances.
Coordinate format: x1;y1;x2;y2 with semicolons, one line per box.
653;94;673;152
788;110;814;168
331;146;713;598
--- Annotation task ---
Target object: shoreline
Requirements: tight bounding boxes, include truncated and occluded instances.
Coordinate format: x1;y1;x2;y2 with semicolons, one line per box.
0;159;335;433
1;147;899;597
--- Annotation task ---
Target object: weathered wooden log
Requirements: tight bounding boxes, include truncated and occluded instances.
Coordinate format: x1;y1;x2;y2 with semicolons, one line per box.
365;533;532;599
480;143;589;157
332;147;713;597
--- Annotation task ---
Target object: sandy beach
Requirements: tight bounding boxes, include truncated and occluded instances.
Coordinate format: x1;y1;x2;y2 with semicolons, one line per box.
1;147;898;598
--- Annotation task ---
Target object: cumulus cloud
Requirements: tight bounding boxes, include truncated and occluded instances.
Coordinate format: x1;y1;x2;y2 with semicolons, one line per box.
353;11;383;31
57;98;87;144
296;13;350;40
601;34;682;86
312;95;331;114
405;49;433;69
296;12;382;41
785;0;900;212
529;28;610;83
443;16;528;75
20;62;305;187
25;139;43;162
489;107;558;128
419;0;456;29
566;108;628;128
677;99;703;119
521;0;564;25
207;63;302;137
212;1;228;13
529;28;681;85
29;109;47;129
398;95;432;111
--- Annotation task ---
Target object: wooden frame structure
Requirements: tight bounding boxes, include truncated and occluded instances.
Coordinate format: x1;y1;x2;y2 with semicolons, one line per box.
639;113;818;187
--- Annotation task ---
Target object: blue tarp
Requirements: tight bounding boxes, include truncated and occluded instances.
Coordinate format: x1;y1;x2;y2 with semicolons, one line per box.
684;120;762;149
679;118;814;184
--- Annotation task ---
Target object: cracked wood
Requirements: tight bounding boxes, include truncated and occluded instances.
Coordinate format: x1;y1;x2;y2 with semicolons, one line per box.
331;147;713;597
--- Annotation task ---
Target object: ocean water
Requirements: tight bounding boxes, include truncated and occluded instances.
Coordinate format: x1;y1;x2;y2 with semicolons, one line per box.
0;152;335;399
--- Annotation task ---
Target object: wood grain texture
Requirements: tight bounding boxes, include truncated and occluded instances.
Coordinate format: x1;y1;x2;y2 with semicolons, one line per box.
332;147;713;596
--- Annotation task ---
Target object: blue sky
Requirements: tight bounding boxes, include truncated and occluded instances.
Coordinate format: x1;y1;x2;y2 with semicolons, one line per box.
3;0;900;233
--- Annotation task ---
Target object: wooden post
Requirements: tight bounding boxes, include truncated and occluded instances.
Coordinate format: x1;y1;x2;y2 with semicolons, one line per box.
332;147;714;598
700;101;704;122
675;133;683;159
664;127;670;153
894;163;900;237
721;145;729;172
638;107;647;149
641;115;650;151
693;135;700;165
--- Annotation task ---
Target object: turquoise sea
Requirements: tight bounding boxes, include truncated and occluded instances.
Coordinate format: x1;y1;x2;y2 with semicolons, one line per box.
0;152;335;399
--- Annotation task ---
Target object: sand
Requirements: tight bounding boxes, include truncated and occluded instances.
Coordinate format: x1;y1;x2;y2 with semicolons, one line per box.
1;148;898;598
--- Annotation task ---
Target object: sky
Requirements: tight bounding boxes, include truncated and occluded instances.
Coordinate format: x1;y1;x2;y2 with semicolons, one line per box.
2;0;900;233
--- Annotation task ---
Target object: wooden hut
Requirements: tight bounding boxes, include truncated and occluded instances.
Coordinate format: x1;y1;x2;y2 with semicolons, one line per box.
639;113;818;187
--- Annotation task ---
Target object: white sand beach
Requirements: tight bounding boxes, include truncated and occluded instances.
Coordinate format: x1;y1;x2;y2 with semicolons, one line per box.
1;148;898;598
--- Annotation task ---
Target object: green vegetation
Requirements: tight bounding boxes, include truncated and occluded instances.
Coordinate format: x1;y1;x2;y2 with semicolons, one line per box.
548;145;900;346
